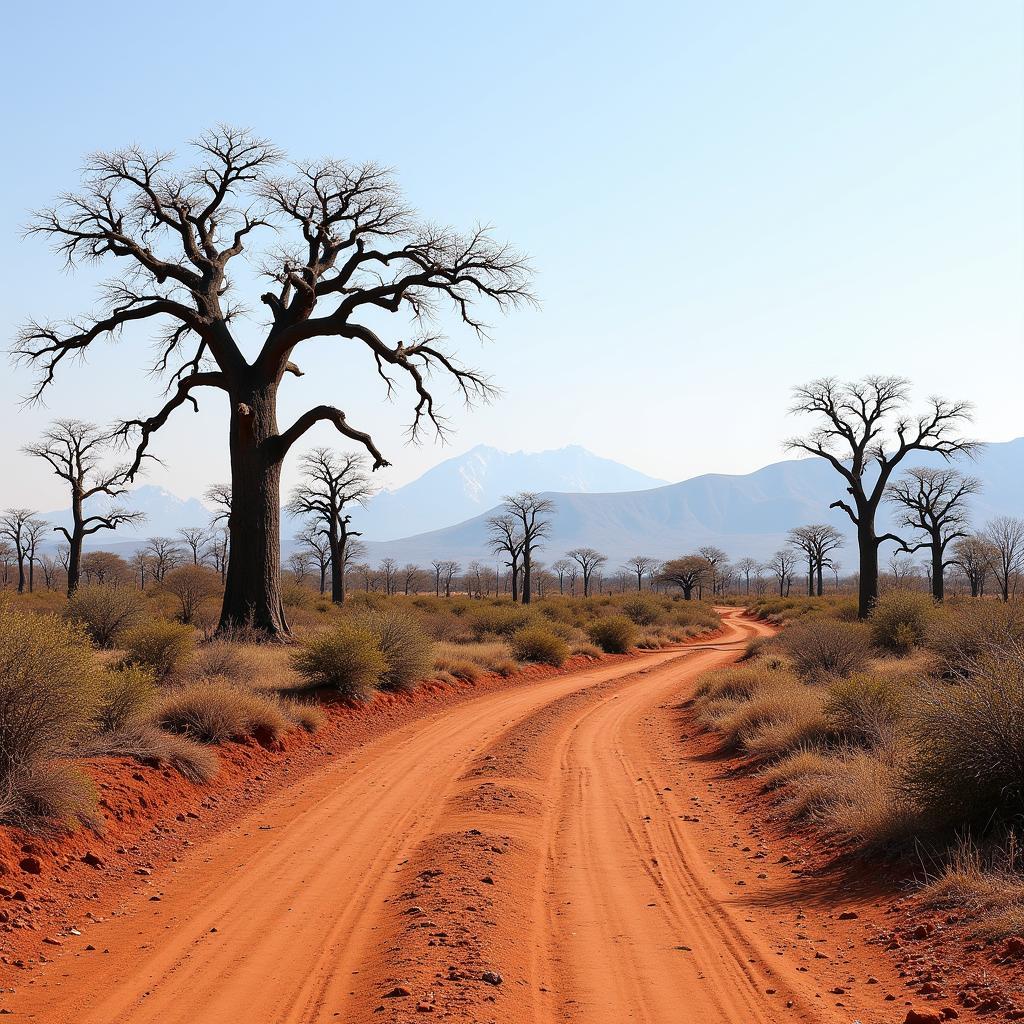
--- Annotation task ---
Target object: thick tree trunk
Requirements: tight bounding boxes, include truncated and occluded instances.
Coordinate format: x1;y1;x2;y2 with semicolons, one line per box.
522;550;532;605
67;496;84;596
510;557;520;602
219;384;289;637
816;563;824;597
857;531;879;619
931;538;944;602
331;529;347;604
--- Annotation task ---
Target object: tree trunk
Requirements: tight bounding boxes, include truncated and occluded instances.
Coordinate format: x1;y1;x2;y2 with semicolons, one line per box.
521;549;532;605
857;530;879;619
931;538;944;602
510;557;520;602
219;384;289;637
816;563;824;597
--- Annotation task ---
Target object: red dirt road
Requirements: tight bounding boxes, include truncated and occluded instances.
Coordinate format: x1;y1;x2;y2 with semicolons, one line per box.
10;610;902;1023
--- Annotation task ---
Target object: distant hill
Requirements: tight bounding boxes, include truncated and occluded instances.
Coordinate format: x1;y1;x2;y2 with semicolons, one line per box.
353;444;667;541
358;438;1024;567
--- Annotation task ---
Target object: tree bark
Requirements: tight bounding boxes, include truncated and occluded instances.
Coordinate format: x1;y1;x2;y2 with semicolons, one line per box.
858;527;880;619
931;540;945;602
219;385;289;637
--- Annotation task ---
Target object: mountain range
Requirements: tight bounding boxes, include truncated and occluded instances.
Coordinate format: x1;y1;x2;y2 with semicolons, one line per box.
36;439;1024;566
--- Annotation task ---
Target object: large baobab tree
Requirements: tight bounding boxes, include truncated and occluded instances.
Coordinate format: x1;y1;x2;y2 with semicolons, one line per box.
788;377;977;617
887;467;979;601
14;128;532;637
286;448;373;605
500;492;554;604
658;555;710;600
567;547;607;598
487;513;524;602
23;420;144;594
787;524;843;597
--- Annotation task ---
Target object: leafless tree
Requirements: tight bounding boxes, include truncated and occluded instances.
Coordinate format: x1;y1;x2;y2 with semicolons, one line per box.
552;557;572;595
430;559;446;597
131;549;151;590
286;448;373;605
487;513;525;602
696;545;728;598
952;535;995;598
0;509;38;593
402;563;423;596
626;554;657;592
23;518;50;593
207;527;230;582
144;536;184;583
441;560;460;598
567;547;606;598
162;564;222;625
287;550;312;584
765;549;797;597
788;376;978;617
982;516;1024;602
178;526;211;565
38;554;61;591
887;466;980;601
500;492;554;604
14;129;532;636
81;550;132;585
0;542;15;589
658;555;710;600
205;483;232;526
787;524;843;597
378;557;398;596
735;556;759;595
23;419;144;594
295;524;331;594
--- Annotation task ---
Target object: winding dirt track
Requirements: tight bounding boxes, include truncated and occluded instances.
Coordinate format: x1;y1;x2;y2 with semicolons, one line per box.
15;610;879;1023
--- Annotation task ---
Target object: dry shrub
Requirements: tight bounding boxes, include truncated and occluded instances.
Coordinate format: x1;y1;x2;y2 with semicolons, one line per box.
466;603;534;640
358;607;434;693
9;764;99;832
154;679;291;744
189;639;256;683
120;619;197;678
161;565;222;624
588;615;636;654
280;697;325;732
432;650;483;683
291;621;387;700
929;600;1024;679
716;684;826;755
85;723;218;783
433;640;515;676
740;635;777;661
759;747;835;790
96;664;157;732
0;604;101;828
65;584;142;647
869;590;937;653
781;618;872;680
903;645;1024;832
620;595;664;626
824;673;908;747
511;625;569;666
571;641;602;659
695;663;788;702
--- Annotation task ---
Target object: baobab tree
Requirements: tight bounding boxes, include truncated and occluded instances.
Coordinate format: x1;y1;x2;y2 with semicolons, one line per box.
487;514;524;602
887;467;980;601
286;448;373;605
23;419;144;594
0;509;38;594
735;556;760;595
500;492;554;604
697;546;728;598
552;557;572;595
23;518;50;593
658;555;709;600
787;524;843;597
766;549;797;596
788;377;977;617
626;554;657;592
567;547;607;598
14;128;532;636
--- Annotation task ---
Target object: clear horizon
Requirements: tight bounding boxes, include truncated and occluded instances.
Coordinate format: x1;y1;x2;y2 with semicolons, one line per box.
2;1;1021;510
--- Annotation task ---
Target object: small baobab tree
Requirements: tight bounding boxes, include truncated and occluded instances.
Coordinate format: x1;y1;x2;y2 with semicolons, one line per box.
286;448;373;605
14;128;532;637
766;549;797;597
952;535;995;598
887;467;980;601
567;547;606;598
788;376;977;617
787;524;843;597
500;492;555;604
177;526;211;565
23;419;144;594
658;555;710;600
0;509;38;594
627;554;657;592
487;514;524;602
144;536;184;583
735;556;760;595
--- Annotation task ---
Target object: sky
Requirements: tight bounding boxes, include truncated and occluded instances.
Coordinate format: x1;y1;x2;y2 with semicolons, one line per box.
1;0;1022;511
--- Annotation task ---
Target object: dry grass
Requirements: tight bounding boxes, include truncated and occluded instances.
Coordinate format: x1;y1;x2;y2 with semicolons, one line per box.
433;640;517;677
291;623;387;700
780;618;873;680
153;679;293;744
85;723;219;783
511;624;569;666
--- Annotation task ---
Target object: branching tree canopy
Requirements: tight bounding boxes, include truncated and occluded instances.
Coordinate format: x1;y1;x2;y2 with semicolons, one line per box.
887;466;979;601
286;448;373;605
14;127;533;636
787;524;843;598
499;492;554;605
788;376;977;617
626;555;657;592
658;555;710;601
22;419;144;595
567;547;607;598
486;513;524;602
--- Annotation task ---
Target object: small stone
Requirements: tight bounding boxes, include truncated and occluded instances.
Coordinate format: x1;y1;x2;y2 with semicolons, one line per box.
838;911;859;920
81;852;103;869
905;1010;944;1024
384;986;411;998
19;858;41;876
481;971;503;986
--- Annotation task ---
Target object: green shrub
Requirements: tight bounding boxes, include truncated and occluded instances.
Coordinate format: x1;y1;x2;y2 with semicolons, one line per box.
466;603;534;640
65;584;142;647
588;615;637;654
869;590;936;653
511;625;569;666
291;621;387;700
620;595;664;626
781;618;872;680
824;673;907;746
0;604;102;828
120;619;197;678
359;607;434;693
97;663;158;732
903;648;1024;832
153;679;291;744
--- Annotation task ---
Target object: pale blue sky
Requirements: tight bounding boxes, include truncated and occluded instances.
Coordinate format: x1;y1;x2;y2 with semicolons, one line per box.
2;1;1022;509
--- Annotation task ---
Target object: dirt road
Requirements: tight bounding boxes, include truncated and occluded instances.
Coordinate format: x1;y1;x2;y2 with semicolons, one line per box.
13;610;894;1023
